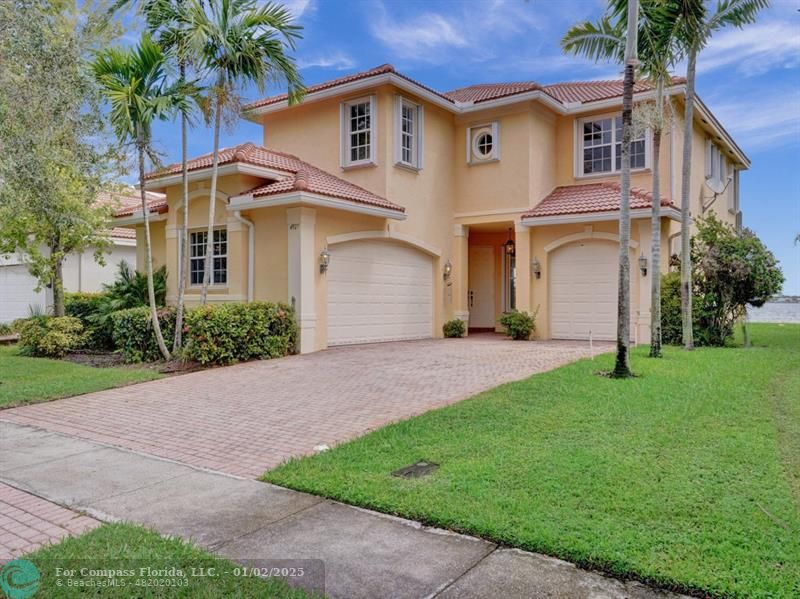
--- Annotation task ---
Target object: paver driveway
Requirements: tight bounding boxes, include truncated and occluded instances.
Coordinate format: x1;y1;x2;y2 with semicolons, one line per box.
1;336;602;478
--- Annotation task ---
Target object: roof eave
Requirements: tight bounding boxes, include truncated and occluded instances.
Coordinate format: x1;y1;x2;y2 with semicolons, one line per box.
143;162;290;190
228;190;406;221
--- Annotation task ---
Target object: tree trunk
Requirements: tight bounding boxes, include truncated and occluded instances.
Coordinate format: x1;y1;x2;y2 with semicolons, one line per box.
612;60;635;378
200;73;224;305
680;47;697;350
52;250;65;317
649;81;664;358
173;60;189;351
138;141;171;361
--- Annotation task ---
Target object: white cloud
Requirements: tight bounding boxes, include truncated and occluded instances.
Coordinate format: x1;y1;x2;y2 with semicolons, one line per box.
368;0;544;64
296;52;355;71
709;91;800;150
281;0;313;19
698;21;800;76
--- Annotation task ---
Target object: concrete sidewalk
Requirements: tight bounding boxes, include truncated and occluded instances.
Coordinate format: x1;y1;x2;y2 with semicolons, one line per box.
1;422;685;599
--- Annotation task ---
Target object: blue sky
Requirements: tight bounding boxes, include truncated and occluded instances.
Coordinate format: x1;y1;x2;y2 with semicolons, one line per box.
136;0;800;294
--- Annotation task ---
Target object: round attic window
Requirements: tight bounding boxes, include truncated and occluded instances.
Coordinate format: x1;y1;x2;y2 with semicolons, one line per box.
473;132;493;159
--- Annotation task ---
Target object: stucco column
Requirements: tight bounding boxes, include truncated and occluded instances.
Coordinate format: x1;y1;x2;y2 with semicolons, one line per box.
514;223;531;318
452;224;470;325
287;207;317;354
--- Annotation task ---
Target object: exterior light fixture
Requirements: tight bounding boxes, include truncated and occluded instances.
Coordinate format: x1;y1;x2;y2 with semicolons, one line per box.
443;260;452;281
531;257;541;279
319;248;331;273
639;253;648;277
504;228;516;256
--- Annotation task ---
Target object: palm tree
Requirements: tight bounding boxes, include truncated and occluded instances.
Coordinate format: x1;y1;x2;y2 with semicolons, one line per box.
93;34;192;360
563;0;679;359
562;0;639;377
666;0;769;350
142;0;201;351
180;0;304;303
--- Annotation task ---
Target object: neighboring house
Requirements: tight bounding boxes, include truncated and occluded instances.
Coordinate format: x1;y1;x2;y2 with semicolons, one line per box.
114;64;746;353
0;191;144;322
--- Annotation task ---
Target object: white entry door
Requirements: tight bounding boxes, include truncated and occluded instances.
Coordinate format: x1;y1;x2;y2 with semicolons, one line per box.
549;240;618;341
327;240;433;346
468;245;495;329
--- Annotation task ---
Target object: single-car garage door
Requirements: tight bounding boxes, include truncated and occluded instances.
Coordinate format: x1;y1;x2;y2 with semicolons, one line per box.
0;264;48;322
327;240;433;346
549;240;618;341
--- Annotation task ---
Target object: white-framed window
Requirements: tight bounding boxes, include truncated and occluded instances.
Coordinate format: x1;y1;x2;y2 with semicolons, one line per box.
189;228;227;286
466;122;500;164
577;114;647;176
340;95;376;168
705;140;729;193
394;96;423;169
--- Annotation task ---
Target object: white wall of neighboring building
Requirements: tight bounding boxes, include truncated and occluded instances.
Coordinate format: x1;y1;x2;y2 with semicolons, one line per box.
0;239;137;323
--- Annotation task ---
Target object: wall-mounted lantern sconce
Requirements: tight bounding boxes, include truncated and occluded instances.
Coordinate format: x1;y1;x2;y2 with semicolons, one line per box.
319;248;331;273
531;256;541;279
503;228;516;256
639;253;648;277
443;260;452;281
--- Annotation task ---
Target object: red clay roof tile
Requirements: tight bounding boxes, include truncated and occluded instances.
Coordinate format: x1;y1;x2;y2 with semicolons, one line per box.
522;182;674;219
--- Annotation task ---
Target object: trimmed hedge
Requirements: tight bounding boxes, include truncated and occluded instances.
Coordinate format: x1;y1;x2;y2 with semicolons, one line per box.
499;309;537;340
110;306;176;363
443;319;466;338
184;302;297;365
17;316;84;358
65;292;112;349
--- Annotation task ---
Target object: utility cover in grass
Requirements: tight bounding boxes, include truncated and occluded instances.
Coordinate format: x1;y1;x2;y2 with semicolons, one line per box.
392;461;439;478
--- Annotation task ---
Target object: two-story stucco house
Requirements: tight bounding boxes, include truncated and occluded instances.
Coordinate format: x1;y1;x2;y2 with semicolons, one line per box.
114;64;746;353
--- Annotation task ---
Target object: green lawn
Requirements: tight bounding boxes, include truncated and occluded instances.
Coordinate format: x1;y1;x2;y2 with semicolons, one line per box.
265;323;800;598
19;523;313;598
0;346;161;409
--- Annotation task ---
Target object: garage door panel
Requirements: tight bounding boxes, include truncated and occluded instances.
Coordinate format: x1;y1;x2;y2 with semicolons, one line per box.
327;240;433;346
550;241;618;341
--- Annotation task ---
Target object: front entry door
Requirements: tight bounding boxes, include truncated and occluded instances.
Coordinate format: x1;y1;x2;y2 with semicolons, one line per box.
468;245;495;329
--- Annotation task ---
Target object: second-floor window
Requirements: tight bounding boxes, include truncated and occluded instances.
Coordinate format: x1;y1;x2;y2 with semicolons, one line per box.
579;115;646;176
190;228;227;286
705;141;728;192
394;96;423;169
341;96;376;167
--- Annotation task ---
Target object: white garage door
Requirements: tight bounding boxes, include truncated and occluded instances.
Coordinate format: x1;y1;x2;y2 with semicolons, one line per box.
0;265;48;322
328;240;433;346
550;240;618;341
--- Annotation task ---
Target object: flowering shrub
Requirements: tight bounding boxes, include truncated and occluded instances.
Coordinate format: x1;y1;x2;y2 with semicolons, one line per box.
17;316;84;358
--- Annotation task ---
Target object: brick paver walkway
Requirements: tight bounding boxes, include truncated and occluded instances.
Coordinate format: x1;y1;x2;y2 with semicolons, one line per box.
0;483;99;562
1;336;605;478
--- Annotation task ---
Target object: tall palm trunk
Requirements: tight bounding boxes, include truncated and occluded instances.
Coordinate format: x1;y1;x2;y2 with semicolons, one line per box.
173;60;189;350
680;46;697;350
612;59;635;378
200;72;224;305
138;139;171;360
649;79;664;358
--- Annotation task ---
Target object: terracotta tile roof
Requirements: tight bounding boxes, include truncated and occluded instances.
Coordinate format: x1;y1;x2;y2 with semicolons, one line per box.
522;182;674;219
108;227;136;239
142;142;404;214
442;82;542;104
243;64;453;111
542;76;685;104
244;64;686;111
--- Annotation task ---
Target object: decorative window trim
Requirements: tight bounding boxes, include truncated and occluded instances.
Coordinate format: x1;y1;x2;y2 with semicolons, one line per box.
188;227;228;288
574;111;651;178
393;96;424;170
340;95;377;169
705;139;730;194
466;122;500;164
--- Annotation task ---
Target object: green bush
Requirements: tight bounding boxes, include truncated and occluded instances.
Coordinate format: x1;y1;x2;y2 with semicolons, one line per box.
17;316;84;358
499;310;537;340
660;272;684;346
442;319;466;338
110;306;176;363
65;292;111;349
0;322;12;336
184;302;297;365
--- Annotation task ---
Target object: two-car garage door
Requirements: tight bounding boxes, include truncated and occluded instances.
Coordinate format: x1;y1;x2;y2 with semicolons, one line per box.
549;240;618;341
327;240;433;346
